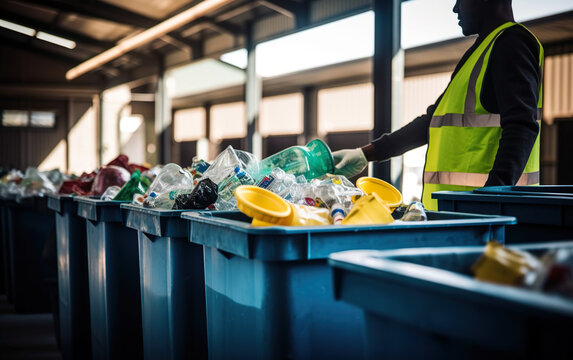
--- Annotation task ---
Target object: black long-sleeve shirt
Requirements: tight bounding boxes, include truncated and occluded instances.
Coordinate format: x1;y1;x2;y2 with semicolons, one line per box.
371;24;542;186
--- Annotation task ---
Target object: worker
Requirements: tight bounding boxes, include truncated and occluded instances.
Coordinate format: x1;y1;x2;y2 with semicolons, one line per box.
333;0;544;210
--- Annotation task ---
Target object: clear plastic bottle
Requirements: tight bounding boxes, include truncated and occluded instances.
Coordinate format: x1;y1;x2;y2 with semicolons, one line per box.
217;166;256;201
256;168;296;198
258;139;334;180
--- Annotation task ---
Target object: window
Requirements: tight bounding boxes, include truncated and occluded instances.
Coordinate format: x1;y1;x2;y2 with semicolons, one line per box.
173;107;206;142
318;83;373;135
210;102;246;141
259;93;303;136
1;110;56;128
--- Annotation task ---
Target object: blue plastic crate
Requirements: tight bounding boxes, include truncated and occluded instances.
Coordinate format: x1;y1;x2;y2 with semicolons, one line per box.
47;194;92;360
329;242;573;359
433;188;573;244
183;210;515;360
2;196;55;313
76;197;143;360
122;204;207;360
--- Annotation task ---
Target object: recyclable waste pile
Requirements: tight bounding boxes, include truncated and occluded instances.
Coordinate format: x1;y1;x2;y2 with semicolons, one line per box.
135;139;427;226
0;154;154;202
472;241;573;300
0;167;65;200
58;154;155;202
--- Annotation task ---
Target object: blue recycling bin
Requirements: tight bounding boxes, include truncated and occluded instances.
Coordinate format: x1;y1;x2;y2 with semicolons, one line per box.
183;210;516;360
433;186;573;243
2;196;55;313
76;197;143;360
47;194;92;360
329;242;573;359
122;204;207;360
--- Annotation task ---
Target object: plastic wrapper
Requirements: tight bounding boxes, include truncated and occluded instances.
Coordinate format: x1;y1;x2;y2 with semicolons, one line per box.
173;178;218;210
91;165;131;196
142;163;194;209
188;157;210;180
59;172;95;195
399;201;428;221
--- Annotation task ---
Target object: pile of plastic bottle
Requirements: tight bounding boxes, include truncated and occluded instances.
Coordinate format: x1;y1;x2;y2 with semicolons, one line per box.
133;139;428;226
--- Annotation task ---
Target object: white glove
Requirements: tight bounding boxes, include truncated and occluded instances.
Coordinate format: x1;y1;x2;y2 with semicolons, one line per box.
332;148;368;178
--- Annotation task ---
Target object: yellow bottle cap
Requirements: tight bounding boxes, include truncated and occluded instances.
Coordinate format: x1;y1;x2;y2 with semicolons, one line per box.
234;185;293;225
356;177;402;209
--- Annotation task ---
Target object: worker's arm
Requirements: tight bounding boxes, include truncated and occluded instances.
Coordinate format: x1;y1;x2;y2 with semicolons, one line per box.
483;26;542;186
333;100;439;178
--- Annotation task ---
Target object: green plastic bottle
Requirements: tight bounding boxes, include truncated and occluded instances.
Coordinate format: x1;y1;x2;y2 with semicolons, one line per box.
258;139;335;180
113;169;148;201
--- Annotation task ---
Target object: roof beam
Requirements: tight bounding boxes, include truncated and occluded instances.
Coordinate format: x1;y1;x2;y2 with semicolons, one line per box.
17;0;157;28
0;11;114;50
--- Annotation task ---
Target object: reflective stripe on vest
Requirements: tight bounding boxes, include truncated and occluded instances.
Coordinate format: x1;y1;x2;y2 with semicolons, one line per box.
424;171;539;187
422;22;543;211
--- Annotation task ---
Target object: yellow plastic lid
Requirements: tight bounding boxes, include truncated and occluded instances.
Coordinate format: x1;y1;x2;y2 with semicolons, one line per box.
234;185;293;225
356;177;402;209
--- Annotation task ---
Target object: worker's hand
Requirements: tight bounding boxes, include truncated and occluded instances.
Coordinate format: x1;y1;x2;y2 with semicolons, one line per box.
332;148;368;178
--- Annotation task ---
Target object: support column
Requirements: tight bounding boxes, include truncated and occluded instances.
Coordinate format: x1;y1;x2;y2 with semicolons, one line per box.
372;0;403;188
245;22;262;159
155;57;172;164
302;86;318;145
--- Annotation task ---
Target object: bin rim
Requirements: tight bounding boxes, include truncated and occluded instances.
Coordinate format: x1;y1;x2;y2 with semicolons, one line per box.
74;195;131;207
432;190;573;204
474;185;573;197
120;202;194;217
182;210;516;236
328;242;573;317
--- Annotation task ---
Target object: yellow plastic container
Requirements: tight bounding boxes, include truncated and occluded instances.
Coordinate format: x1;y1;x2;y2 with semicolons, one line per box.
341;193;394;226
235;185;292;225
471;241;541;285
235;186;331;227
356;177;402;210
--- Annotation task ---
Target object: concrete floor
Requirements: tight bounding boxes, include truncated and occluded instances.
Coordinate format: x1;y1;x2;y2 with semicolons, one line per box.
0;295;62;360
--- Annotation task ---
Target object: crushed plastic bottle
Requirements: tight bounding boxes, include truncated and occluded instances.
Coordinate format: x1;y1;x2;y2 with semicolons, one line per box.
212;166;256;210
256;168;296;198
399;201;428;221
100;185;121;200
200;146;259;185
142;163;194;209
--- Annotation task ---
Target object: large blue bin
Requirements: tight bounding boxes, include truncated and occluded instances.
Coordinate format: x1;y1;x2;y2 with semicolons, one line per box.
329;242;573;359
47;194;92;360
183;210;516;360
2;196;55;313
433;186;573;243
122;204;207;360
76;197;143;360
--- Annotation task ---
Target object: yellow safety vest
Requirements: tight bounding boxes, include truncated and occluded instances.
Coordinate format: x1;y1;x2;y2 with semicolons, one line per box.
422;22;544;211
